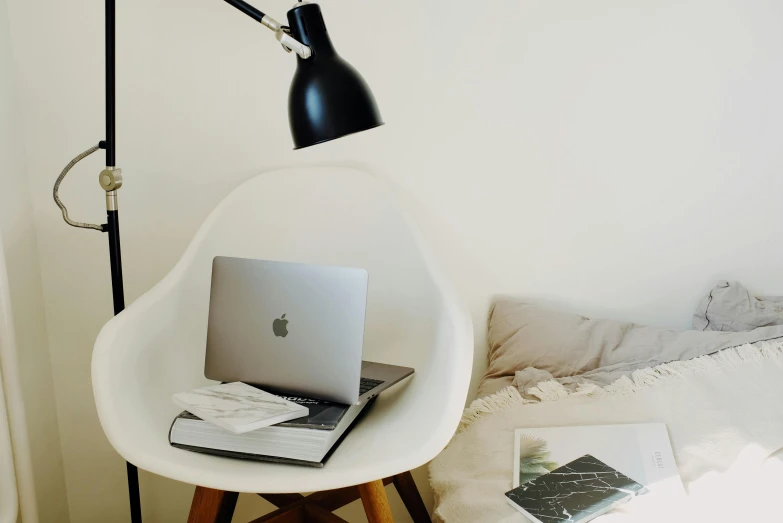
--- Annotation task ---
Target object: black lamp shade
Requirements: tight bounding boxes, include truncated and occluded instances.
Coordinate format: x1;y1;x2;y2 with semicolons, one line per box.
286;3;383;149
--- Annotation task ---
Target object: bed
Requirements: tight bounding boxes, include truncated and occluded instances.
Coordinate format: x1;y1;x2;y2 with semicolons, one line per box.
430;292;783;522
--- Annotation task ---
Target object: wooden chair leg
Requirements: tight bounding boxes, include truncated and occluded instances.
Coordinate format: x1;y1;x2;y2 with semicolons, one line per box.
358;480;393;523
392;472;431;523
188;487;238;523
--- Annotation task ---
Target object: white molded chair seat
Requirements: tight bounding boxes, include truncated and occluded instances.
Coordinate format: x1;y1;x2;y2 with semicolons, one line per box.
92;167;473;494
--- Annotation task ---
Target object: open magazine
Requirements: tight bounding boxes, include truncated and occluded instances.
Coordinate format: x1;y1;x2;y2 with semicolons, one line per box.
513;423;685;500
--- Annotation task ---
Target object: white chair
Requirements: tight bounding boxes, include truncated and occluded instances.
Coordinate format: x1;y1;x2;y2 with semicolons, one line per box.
92;167;474;522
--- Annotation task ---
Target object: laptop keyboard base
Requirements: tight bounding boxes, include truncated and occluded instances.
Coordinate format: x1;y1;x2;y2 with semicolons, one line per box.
359;377;384;396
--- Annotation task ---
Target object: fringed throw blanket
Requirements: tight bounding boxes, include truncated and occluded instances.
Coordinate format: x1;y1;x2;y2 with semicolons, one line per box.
430;341;783;522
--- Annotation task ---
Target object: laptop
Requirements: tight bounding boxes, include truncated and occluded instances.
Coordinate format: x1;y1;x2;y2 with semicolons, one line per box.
204;257;414;405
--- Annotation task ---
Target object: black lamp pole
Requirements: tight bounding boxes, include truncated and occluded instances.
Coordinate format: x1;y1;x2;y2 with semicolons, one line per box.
105;0;116;169
102;0;140;520
101;0;124;318
104;0;125;318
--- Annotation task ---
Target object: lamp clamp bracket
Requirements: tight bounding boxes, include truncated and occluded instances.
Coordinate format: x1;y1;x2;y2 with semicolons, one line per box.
99;167;123;192
261;15;311;59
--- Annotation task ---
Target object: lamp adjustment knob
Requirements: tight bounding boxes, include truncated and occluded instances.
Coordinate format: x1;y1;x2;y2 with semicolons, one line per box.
99;167;123;191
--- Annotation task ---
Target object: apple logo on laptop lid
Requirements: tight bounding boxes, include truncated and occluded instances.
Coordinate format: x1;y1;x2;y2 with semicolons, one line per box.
273;314;289;338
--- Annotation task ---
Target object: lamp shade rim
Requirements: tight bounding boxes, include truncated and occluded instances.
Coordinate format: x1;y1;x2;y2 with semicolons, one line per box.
292;122;385;150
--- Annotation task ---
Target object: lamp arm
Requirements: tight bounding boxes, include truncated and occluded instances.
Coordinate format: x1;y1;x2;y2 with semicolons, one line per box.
223;0;267;23
223;0;312;59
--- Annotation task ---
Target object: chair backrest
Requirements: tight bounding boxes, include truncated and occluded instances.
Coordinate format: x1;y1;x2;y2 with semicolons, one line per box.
96;166;473;482
167;167;462;382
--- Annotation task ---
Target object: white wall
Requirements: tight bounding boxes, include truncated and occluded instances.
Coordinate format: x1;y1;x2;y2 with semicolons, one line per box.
0;0;70;521
6;0;783;521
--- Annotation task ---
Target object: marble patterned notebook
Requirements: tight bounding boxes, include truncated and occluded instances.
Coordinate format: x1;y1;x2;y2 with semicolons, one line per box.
505;454;644;523
172;382;309;434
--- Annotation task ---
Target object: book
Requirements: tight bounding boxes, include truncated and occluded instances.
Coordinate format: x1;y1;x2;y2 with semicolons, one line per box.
172;382;309;434
505;454;645;523
512;423;684;498
169;396;374;464
170;399;374;468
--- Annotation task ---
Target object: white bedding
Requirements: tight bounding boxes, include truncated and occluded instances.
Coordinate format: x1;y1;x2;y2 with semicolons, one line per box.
430;341;783;522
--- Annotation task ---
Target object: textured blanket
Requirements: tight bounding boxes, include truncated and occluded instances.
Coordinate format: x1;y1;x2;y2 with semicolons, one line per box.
430;341;783;522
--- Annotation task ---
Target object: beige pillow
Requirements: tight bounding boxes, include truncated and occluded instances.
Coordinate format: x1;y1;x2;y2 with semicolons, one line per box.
478;297;783;398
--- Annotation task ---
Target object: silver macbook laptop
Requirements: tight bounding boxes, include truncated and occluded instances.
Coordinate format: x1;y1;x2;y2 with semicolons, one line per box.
204;257;414;405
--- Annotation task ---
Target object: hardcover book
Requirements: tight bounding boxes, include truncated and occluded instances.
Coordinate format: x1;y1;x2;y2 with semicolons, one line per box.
505;454;645;523
169;397;376;464
170;402;370;468
172;382;308;434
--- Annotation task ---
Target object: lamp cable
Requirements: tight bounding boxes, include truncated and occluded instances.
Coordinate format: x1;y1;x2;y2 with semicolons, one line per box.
53;145;105;232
